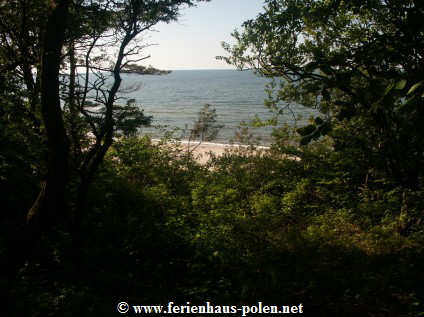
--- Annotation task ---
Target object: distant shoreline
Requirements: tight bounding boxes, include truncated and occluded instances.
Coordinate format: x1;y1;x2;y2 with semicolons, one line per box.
167;68;242;71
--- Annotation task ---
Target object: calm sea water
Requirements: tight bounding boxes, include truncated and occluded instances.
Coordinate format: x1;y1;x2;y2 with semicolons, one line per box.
120;69;314;145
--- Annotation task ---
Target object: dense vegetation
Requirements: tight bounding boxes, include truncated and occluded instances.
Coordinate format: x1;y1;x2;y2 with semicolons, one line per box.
1;0;423;316
5;134;424;316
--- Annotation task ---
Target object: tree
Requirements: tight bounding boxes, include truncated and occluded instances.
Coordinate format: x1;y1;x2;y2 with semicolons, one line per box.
0;0;209;307
220;0;424;190
188;103;223;153
122;63;172;75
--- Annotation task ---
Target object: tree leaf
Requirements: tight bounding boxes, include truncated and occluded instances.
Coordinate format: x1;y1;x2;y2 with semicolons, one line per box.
296;124;316;136
314;117;324;125
398;95;420;113
318;122;332;136
395;79;406;90
321;89;331;101
300;135;313;145
311;130;321;141
407;81;424;95
383;83;395;96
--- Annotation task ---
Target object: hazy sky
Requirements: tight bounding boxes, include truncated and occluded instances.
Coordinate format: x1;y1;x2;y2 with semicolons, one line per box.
140;0;265;70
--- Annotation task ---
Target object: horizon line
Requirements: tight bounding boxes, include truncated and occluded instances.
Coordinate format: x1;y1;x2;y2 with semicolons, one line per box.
168;67;250;71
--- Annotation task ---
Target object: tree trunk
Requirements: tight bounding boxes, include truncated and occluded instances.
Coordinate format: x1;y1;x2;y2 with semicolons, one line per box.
0;0;70;311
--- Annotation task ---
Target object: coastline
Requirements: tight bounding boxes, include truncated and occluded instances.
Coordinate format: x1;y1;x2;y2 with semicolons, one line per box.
187;142;266;164
154;139;270;164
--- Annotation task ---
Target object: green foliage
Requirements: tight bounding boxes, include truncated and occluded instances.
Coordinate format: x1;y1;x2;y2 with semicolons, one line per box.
3;1;424;316
7;135;424;316
122;64;171;75
190;104;223;143
114;99;152;137
220;0;424;189
0;71;45;252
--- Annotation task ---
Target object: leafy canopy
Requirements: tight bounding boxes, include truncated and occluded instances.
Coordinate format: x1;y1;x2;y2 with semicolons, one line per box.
220;0;424;189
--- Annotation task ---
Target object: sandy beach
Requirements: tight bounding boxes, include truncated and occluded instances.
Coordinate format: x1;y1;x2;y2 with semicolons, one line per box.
151;138;272;164
180;141;270;164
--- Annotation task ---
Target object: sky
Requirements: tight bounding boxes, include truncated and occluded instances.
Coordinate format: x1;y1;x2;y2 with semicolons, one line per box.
140;0;265;70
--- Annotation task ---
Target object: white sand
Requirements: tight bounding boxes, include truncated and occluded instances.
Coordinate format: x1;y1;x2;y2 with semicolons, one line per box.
151;139;301;164
182;141;269;164
152;139;270;164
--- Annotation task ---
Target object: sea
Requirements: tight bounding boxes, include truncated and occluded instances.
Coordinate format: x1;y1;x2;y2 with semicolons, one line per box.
118;69;316;145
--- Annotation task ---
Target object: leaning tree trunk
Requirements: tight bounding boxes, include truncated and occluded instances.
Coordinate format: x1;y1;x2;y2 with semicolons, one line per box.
72;20;137;240
0;0;70;311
